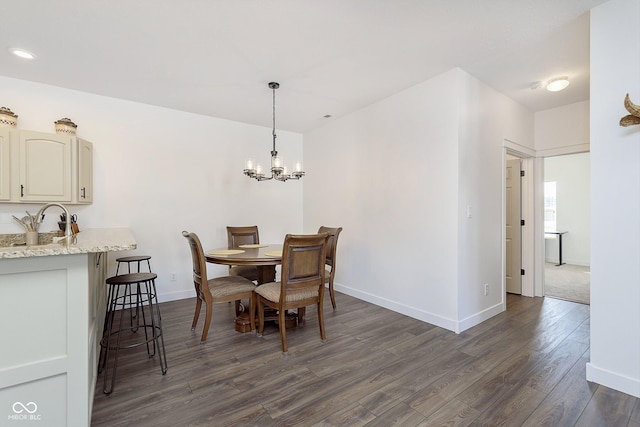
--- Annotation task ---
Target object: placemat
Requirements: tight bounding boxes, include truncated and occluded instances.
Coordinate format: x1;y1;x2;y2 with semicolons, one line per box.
238;244;268;248
264;250;282;257
207;249;245;256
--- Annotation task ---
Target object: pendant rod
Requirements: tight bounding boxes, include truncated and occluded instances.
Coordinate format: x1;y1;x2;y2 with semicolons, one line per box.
269;82;279;156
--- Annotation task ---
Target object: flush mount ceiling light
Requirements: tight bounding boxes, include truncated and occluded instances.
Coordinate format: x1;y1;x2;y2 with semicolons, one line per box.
546;76;570;92
243;82;304;182
9;48;37;60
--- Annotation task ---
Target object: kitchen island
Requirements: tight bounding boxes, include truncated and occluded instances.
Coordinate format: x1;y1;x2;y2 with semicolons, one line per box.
0;228;136;427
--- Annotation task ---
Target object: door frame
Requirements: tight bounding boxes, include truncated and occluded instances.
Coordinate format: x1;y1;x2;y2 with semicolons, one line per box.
502;140;535;298
505;156;523;294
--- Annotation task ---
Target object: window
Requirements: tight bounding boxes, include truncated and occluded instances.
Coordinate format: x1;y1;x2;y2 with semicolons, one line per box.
544;181;557;231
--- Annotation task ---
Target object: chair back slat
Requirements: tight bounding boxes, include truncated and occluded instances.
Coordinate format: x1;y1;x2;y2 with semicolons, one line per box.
227;226;260;248
281;233;329;298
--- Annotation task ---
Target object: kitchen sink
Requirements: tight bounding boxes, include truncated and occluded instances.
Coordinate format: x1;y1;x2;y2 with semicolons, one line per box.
0;231;63;248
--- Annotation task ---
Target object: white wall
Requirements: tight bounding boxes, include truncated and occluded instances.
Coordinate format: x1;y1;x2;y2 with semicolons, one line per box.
456;70;533;325
544;153;590;266
0;76;304;302
535;101;590;156
588;0;640;398
304;70;460;330
303;68;534;332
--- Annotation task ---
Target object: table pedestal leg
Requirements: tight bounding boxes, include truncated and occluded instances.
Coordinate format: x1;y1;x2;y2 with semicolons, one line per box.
257;265;276;284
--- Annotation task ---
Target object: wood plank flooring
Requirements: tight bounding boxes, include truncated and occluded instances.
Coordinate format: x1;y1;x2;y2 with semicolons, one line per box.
91;293;640;426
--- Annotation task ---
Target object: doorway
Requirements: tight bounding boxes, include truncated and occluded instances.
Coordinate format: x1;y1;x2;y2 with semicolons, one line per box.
543;152;591;304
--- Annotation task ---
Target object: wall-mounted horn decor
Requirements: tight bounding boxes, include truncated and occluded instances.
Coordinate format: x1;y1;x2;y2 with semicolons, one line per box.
620;93;640;127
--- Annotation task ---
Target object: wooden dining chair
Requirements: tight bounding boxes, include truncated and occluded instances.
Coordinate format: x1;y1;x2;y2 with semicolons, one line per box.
226;226;260;282
318;226;343;309
255;232;329;354
182;231;256;343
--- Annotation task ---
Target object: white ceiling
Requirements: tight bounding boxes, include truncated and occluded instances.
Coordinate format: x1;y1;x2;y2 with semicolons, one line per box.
0;0;606;133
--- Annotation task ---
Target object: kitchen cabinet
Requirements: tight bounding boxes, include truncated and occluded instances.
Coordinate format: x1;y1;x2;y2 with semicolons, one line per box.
0;228;137;427
77;138;93;204
19;130;72;202
0;128;9;201
0;129;93;204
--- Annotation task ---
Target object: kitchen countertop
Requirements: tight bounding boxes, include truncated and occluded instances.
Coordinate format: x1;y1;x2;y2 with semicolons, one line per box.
0;228;137;259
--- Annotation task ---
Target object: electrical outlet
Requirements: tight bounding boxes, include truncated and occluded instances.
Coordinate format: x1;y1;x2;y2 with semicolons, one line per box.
170;273;176;282
484;284;489;296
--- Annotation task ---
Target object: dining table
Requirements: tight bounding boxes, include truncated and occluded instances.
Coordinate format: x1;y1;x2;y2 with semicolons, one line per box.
204;243;283;284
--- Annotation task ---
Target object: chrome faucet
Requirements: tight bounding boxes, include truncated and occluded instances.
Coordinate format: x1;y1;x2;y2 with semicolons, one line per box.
36;202;72;240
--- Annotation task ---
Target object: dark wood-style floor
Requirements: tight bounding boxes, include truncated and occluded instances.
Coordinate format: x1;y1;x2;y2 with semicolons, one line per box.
91;292;640;426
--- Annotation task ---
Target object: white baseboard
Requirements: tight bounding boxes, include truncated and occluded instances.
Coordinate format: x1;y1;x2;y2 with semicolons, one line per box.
334;283;504;334
334;283;458;331
563;259;590;267
586;362;640;398
158;288;193;303
544;258;590;267
457;302;505;333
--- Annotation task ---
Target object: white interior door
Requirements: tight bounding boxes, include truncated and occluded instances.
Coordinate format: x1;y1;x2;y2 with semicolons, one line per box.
506;158;522;294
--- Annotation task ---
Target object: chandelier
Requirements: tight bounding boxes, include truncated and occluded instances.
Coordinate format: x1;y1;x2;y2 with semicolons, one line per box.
243;82;304;181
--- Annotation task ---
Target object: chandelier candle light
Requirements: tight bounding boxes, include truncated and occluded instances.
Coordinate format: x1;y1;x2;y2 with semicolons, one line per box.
244;82;304;181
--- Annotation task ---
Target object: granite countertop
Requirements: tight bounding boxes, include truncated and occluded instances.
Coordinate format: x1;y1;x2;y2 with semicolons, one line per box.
0;228;137;259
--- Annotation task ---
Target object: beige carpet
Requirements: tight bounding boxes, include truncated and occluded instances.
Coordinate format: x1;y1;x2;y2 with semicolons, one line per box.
544;262;590;305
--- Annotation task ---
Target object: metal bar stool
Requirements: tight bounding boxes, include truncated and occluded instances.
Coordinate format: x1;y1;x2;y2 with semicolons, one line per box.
98;272;168;394
115;255;152;331
115;255;152;274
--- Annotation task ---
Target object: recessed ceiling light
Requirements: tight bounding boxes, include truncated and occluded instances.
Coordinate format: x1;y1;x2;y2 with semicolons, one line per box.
9;48;37;60
546;76;569;92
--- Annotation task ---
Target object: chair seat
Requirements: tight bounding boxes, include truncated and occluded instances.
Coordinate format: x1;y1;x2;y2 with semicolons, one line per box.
229;265;259;281
208;276;255;298
256;281;319;303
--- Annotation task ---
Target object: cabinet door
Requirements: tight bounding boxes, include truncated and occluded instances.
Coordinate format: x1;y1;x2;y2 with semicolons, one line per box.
19;131;72;202
0;128;10;201
77;138;93;203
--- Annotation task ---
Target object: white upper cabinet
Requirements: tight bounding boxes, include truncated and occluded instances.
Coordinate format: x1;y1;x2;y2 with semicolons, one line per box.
19;130;72;202
0;128;10;201
0;129;93;204
77;138;93;204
